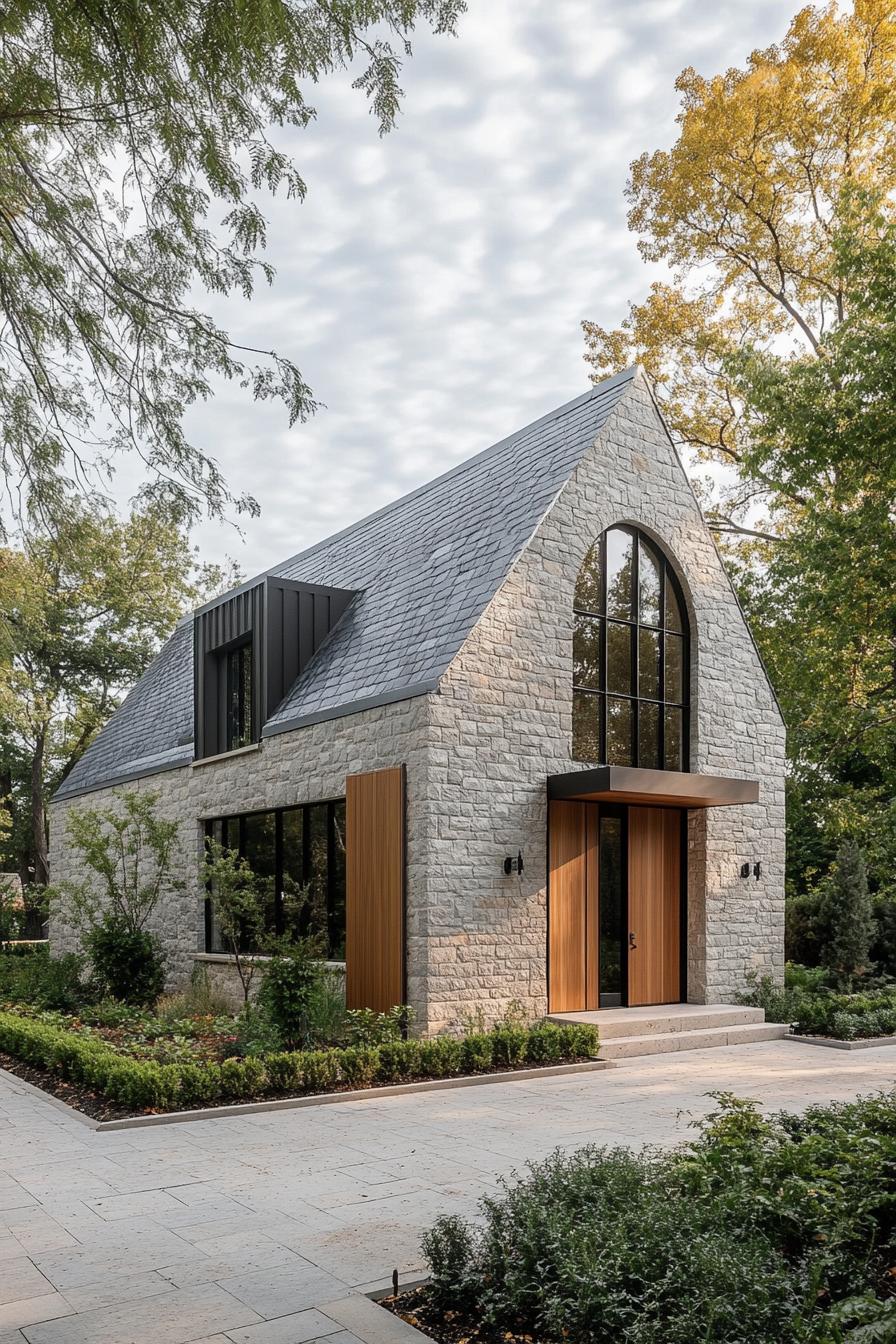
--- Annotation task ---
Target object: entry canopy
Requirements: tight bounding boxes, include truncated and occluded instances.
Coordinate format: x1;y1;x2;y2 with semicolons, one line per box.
548;765;759;809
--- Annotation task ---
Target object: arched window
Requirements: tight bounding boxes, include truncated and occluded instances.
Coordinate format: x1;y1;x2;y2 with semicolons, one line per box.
573;526;689;770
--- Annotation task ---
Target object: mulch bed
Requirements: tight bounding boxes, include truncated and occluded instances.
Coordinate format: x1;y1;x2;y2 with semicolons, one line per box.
382;1288;535;1344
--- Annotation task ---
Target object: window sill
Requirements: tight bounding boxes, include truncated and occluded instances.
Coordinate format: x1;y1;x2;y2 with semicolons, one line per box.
191;742;261;769
194;952;346;971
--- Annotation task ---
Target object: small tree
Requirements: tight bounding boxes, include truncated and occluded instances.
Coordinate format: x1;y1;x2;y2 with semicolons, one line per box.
53;789;180;1003
203;840;269;1007
817;840;874;989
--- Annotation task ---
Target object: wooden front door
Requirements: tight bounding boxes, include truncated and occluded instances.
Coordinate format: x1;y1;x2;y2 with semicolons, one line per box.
627;806;681;1006
548;801;683;1010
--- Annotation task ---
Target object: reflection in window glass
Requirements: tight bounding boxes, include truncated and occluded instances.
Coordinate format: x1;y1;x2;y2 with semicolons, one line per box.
573;689;600;762
638;539;661;626
205;800;346;959
574;543;602;613
573;615;600;689
638;627;660;699
639;701;660;769
665;708;683;772
598;815;623;1006
606;621;631;695
664;580;683;632
665;634;684;704
605;528;634;620
606;696;632;764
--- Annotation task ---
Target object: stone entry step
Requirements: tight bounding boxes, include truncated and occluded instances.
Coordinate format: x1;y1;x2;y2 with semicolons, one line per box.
548;1003;788;1060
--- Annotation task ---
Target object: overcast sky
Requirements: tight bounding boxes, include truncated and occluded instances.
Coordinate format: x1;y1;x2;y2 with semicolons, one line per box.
182;0;795;577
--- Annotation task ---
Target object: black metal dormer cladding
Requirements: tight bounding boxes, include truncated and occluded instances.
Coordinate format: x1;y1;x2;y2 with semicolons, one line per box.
193;576;355;759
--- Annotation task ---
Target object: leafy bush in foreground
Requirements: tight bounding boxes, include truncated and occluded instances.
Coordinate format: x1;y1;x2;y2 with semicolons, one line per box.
741;966;896;1040
421;1093;896;1343
0;944;88;1010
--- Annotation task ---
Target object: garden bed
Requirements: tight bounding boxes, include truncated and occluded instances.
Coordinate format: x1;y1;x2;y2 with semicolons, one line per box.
0;1008;600;1120
381;1092;896;1344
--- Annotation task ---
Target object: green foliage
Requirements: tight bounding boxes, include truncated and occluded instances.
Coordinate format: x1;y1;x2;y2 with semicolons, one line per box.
154;964;232;1021
0;504;225;889
489;1022;529;1068
203;839;269;1005
0;0;465;529
524;1022;564;1064
257;939;326;1049
816;840;874;987
84;917;165;1006
55;790;182;937
0;944;86;1010
343;1003;414;1046
0;1011;600;1113
422;1091;896;1342
741;967;896;1041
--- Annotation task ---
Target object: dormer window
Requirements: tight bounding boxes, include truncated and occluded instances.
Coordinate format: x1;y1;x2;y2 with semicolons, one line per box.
225;641;254;751
193;576;356;760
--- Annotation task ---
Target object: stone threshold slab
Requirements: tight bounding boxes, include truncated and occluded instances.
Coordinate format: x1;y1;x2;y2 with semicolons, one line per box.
784;1032;896;1052
0;1058;614;1132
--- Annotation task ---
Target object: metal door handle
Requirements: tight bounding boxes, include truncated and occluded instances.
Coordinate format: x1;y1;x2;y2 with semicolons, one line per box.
629;931;637;949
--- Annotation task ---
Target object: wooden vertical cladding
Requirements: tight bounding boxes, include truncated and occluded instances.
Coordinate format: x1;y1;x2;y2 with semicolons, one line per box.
627;806;681;1006
345;766;406;1014
548;801;587;1012
193;576;355;759
584;806;599;1011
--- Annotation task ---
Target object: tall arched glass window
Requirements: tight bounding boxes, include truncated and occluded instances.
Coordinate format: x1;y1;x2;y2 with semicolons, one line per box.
573;526;689;770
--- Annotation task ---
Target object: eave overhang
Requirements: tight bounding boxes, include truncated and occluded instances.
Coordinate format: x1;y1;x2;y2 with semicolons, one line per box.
547;765;759;809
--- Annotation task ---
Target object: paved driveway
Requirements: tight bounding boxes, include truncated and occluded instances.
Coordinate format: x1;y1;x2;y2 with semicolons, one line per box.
1;1040;895;1343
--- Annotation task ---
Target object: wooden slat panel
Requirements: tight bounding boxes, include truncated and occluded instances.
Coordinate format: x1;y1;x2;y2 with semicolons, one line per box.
345;766;406;1013
548;801;586;1013
627;806;681;1006
584;805;599;1011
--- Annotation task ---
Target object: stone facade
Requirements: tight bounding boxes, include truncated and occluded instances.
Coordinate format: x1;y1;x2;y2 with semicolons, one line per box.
49;371;786;1034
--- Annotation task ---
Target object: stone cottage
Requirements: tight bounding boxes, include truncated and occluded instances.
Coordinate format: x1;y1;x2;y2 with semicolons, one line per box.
50;367;785;1034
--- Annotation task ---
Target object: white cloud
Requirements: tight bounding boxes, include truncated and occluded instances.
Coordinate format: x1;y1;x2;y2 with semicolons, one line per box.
163;0;796;577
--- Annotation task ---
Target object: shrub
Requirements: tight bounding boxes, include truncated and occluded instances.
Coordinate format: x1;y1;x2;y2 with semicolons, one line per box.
376;1039;422;1083
155;963;231;1020
556;1022;599;1059
525;1022;564;1064
460;1032;493;1073
489;1023;528;1068
85;916;165;1005
419;1035;463;1078
420;1093;896;1342
344;1003;413;1046
264;1051;304;1091
219;1055;268;1099
257;941;325;1048
301;1049;340;1091
338;1045;379;1088
816;839;875;987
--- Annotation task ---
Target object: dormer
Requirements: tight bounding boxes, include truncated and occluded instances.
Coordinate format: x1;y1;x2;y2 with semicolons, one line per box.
193;576;355;760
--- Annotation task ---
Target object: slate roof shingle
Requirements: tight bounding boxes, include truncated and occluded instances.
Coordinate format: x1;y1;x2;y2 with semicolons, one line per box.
55;368;636;800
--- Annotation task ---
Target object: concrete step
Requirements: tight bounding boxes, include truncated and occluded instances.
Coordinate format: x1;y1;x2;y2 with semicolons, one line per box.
598;1021;789;1060
549;1004;766;1039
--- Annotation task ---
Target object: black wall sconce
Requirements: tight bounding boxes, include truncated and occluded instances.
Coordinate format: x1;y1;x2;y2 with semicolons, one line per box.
503;851;524;876
741;861;762;880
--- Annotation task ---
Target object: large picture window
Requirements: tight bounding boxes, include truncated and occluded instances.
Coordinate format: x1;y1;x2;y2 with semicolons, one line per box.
205;799;346;959
573;526;689;770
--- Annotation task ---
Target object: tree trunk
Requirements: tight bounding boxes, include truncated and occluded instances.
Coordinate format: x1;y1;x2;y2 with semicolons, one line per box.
31;731;49;889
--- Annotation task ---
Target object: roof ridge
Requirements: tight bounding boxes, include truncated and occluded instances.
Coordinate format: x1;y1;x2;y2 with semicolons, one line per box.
187;366;638;621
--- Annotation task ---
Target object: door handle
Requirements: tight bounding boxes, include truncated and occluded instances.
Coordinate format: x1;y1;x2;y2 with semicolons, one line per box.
629;931;637;949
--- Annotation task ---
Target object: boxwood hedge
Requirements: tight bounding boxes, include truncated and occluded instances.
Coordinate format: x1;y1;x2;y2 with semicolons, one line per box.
0;1012;598;1113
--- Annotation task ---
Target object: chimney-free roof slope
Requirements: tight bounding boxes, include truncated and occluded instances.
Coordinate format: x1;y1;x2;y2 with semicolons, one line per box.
56;368;637;799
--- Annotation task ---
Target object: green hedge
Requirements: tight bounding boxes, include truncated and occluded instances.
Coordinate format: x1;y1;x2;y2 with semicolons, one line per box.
0;1012;599;1113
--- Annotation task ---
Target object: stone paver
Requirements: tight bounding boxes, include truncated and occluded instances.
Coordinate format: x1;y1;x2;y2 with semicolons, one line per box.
1;1041;895;1342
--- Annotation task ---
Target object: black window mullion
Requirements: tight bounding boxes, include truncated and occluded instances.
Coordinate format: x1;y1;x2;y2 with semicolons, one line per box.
326;802;336;960
274;810;284;937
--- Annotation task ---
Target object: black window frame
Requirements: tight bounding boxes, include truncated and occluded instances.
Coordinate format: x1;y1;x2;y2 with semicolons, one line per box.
573;526;690;770
203;797;347;960
223;639;254;753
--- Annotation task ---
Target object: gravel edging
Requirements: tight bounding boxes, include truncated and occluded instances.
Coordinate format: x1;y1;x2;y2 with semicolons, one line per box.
785;1032;896;1052
0;1058;613;1131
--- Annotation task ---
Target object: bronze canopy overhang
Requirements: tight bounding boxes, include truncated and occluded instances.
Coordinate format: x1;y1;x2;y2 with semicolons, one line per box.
547;765;759;809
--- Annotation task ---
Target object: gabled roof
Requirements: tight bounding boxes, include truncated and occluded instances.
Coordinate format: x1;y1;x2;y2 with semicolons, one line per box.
55;367;637;800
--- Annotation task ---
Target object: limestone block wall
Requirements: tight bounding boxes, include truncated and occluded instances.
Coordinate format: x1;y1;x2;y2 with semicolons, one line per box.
49;695;433;1015
413;373;786;1030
